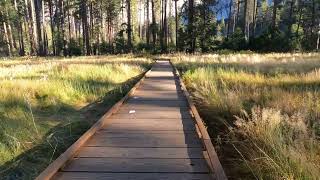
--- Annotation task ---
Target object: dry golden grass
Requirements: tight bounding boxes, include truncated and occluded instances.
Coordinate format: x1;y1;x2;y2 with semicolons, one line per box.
0;55;151;179
171;53;320;179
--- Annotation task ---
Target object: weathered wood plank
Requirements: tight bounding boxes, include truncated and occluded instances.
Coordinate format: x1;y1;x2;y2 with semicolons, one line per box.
142;81;177;86
76;147;204;158
133;90;184;99
102;120;195;131
138;85;178;91
53;172;212;180
125;100;188;107
121;104;189;110
86;132;202;147
111;110;192;119
105;118;190;123
61;158;210;173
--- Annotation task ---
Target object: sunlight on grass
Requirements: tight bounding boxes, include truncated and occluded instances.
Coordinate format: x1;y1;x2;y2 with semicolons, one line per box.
0;56;151;179
172;53;320;179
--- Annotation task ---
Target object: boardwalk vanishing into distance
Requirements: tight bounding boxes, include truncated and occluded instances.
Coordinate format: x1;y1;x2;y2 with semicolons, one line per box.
37;60;226;180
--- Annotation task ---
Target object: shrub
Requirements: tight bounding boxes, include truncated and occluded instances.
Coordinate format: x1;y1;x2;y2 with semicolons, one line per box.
68;39;82;56
135;42;152;53
222;28;247;50
99;42;114;54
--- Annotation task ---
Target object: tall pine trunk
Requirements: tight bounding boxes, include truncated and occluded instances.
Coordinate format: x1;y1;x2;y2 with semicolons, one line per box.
127;0;132;51
163;0;167;52
175;0;178;51
188;0;195;53
243;0;248;40
48;0;56;55
80;0;91;55
34;0;44;56
146;0;150;45
251;0;257;38
14;0;25;56
272;0;278;31
3;22;11;56
151;0;156;48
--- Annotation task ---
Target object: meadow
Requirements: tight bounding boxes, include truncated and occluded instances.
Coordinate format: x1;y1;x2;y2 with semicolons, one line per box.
171;53;320;179
0;55;151;179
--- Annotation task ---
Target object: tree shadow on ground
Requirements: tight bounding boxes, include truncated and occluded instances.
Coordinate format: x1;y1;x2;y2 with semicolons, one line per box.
0;72;145;180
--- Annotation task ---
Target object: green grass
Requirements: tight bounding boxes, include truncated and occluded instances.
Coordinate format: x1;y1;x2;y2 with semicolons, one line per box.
171;53;320;180
0;55;151;179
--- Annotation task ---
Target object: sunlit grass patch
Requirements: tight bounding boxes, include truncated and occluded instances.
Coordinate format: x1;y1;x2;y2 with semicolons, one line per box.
0;56;151;179
172;53;320;179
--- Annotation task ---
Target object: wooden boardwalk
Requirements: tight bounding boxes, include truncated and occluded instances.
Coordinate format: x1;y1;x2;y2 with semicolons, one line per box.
38;60;226;180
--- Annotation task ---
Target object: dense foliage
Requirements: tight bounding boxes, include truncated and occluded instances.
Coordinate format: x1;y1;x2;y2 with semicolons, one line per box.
0;0;319;56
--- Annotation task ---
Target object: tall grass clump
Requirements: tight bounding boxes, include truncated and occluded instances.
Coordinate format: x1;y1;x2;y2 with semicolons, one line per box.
0;56;151;179
172;53;320;179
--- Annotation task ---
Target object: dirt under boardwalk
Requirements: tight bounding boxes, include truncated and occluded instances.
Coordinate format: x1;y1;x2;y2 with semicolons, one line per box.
53;60;212;180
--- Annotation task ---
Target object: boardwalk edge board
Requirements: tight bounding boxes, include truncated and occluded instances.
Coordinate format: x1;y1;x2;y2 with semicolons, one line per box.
170;60;228;180
36;68;153;180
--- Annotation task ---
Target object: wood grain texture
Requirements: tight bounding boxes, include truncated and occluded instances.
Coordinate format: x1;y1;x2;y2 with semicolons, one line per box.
76;147;204;158
53;172;212;180
85;131;202;147
61;158;210;173
102;120;195;131
111;110;192;119
121;104;189;111
133;90;184;100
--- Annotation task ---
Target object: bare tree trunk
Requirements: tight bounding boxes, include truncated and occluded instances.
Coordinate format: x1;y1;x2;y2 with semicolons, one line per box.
287;0;294;38
7;23;16;51
227;0;233;38
296;1;303;38
146;0;150;45
81;0;91;55
127;0;132;50
14;0;25;56
33;0;45;56
151;0;156;48
251;0;257;38
67;0;72;43
60;0;66;56
25;0;36;55
317;24;320;50
188;0;195;53
42;0;47;55
243;0;248;40
163;0;168;51
236;0;240;27
3;22;11;56
90;1;94;53
232;0;237;32
311;0;316;37
160;0;164;51
175;0;178;51
48;0;56;55
100;0;104;44
272;0;278;30
4;0;16;52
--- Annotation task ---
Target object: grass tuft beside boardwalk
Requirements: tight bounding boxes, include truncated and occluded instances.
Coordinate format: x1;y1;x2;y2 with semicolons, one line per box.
0;56;151;179
171;53;320;180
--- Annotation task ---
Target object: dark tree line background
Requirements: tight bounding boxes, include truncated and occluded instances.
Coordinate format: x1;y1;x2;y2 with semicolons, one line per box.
0;0;319;56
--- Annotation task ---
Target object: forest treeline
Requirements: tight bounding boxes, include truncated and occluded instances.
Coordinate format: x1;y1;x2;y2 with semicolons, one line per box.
0;0;319;56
